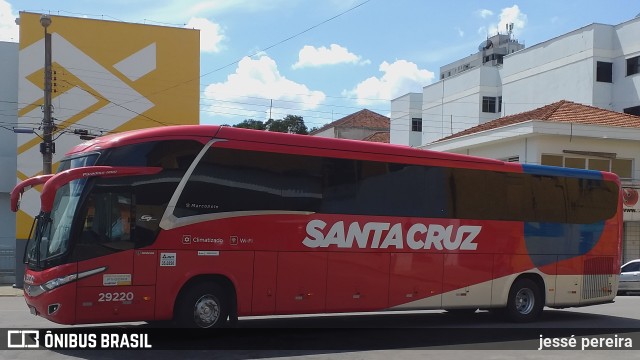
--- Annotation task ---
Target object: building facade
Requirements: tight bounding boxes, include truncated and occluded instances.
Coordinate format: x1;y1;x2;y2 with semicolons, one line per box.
391;16;640;147
2;13;200;285
390;16;640;265
0;41;18;283
310;109;389;142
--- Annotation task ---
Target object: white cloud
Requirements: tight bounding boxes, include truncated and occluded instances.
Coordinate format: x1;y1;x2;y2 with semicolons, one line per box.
345;60;435;105
185;17;225;53
488;5;527;36
186;0;282;16
204;55;326;119
455;27;464;37
0;0;19;42
477;9;493;18
293;44;370;69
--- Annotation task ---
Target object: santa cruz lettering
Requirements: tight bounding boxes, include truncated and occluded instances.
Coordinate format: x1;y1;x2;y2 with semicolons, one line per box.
302;220;481;250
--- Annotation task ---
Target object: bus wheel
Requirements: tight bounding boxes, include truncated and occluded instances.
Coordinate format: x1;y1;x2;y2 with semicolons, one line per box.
506;278;543;322
177;283;229;328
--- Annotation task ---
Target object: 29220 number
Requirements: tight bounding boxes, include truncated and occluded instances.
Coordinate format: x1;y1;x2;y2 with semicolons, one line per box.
98;291;134;302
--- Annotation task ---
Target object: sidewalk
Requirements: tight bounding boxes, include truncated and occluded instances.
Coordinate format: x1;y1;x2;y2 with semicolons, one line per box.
0;285;24;296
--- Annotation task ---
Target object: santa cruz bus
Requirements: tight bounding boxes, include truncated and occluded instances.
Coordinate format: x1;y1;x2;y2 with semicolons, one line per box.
11;125;622;327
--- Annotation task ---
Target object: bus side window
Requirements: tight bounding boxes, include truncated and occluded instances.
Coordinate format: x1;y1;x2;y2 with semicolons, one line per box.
76;192;134;258
531;176;567;222
321;158;358;213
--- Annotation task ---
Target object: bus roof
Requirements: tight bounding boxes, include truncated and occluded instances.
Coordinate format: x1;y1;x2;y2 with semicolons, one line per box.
67;125;221;155
217;126;509;166
64;125;617;182
67;124;506;167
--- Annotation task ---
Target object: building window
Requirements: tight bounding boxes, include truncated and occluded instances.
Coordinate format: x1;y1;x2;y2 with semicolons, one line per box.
624;105;640;116
541;154;633;179
498;96;503;114
596;61;613;82
500;156;519;163
564;157;586;169
541;155;563;167
627;56;640;76
482;97;497;113
612;159;633;179
411;118;422;132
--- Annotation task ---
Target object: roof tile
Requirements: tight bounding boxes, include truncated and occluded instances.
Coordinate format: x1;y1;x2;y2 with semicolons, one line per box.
437;100;640;142
310;109;389;135
362;131;390;143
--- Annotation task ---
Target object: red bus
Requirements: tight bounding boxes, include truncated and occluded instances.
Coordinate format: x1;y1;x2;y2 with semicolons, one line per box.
11;125;622;327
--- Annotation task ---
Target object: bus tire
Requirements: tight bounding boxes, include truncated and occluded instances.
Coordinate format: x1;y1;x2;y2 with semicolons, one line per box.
176;282;229;328
505;278;543;322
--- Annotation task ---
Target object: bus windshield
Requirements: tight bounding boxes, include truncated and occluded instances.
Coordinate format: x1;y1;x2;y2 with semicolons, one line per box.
24;153;98;269
26;179;88;269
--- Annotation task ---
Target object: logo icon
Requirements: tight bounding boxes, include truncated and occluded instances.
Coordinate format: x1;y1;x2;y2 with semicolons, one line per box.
623;188;639;207
7;330;39;348
139;215;157;222
160;253;177;267
230;236;238;246
182;235;191;244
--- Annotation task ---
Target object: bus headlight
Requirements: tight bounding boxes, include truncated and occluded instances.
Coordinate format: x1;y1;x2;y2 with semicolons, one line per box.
43;274;78;291
25;267;107;297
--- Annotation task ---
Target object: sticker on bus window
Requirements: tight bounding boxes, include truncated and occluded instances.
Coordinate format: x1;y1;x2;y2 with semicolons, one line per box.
160;253;177;267
103;274;132;286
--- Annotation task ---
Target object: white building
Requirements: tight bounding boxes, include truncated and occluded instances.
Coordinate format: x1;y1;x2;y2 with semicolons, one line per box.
0;41;18;283
391;16;640;147
391;16;640;264
310;109;389;141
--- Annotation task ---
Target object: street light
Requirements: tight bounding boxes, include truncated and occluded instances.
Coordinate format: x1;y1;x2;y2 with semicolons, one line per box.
40;14;54;175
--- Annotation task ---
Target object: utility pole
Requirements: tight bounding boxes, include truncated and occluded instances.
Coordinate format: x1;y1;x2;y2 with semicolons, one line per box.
40;14;54;174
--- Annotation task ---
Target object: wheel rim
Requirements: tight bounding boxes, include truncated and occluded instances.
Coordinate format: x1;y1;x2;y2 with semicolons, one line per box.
193;294;220;328
515;288;535;314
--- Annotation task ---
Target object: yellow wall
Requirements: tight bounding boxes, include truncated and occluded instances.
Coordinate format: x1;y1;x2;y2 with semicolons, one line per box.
16;12;199;238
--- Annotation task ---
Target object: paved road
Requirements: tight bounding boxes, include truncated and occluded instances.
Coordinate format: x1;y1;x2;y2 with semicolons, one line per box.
1;295;640;359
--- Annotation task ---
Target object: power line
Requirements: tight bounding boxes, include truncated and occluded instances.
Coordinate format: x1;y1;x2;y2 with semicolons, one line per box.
117;0;373;107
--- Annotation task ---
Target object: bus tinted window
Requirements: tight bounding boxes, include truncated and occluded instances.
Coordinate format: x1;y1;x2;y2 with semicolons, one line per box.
175;147;324;217
565;177;618;223
353;163;450;218
100;140;203;169
174;147;618;224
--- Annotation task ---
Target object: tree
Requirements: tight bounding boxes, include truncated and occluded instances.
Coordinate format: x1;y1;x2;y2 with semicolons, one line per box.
233;119;266;130
266;115;308;135
233;115;309;135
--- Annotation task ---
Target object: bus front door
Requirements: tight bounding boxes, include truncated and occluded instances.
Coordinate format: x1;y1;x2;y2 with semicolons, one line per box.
74;191;156;324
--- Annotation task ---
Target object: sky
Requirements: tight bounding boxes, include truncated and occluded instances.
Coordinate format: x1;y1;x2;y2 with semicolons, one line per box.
0;0;638;130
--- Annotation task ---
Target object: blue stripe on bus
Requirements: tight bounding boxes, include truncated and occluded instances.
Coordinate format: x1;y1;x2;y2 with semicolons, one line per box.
524;221;605;267
521;164;603;180
521;164;606;266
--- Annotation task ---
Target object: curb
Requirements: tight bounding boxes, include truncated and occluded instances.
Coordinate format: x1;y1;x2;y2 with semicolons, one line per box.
0;287;24;297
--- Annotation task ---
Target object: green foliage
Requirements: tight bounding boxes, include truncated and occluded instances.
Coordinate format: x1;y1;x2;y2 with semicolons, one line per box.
232;115;308;135
233;119;266;130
